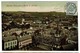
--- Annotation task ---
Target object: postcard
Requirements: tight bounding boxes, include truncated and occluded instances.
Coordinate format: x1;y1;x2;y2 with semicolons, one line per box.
2;1;78;51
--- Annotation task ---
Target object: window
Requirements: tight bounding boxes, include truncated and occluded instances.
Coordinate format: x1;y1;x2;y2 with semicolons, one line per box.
13;41;14;44
11;42;12;46
14;41;16;44
5;43;7;47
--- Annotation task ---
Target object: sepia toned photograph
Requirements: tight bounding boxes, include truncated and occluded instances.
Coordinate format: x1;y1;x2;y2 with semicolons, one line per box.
2;1;78;51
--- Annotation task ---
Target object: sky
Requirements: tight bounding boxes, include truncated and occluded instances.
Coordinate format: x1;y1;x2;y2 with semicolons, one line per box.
1;1;73;12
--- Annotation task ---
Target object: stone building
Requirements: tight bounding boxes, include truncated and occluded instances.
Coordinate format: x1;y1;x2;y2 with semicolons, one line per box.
2;36;17;50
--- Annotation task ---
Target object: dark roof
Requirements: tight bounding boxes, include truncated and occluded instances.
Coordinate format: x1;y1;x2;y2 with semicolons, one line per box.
68;36;78;41
17;35;32;42
62;44;75;50
3;36;17;42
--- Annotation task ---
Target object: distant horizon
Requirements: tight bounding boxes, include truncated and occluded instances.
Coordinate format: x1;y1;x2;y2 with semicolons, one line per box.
2;1;66;12
2;1;77;16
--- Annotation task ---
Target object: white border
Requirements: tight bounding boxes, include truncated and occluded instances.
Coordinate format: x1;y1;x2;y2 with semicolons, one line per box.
0;0;79;53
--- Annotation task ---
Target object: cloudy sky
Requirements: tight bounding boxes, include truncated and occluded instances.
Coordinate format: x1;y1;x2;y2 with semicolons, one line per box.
2;1;68;12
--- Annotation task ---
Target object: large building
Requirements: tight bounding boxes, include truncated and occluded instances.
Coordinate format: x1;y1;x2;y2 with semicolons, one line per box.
2;36;17;50
17;32;32;50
